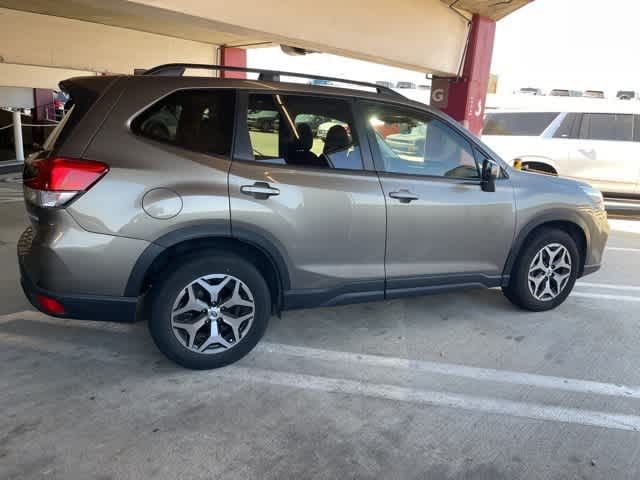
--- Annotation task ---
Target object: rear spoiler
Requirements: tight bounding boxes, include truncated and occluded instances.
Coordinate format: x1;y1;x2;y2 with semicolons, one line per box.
59;75;121;103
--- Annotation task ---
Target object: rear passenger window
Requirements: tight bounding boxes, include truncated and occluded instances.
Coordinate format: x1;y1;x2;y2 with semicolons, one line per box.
483;112;559;136
245;94;363;171
132;89;236;156
579;113;633;141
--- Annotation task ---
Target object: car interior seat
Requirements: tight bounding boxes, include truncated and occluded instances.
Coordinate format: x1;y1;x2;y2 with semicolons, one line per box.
286;123;328;168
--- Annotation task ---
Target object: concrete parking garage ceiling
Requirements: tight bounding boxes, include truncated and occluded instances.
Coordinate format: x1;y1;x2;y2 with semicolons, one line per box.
0;0;265;46
0;0;533;76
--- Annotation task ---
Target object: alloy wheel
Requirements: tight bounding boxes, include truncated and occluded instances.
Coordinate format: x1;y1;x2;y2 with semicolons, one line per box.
527;243;572;302
170;274;255;354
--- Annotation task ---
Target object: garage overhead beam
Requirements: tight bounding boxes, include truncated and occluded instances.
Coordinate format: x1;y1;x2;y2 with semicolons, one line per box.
441;0;534;21
128;0;470;75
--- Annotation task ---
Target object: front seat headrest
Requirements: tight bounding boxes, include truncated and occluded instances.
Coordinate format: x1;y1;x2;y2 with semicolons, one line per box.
295;123;314;151
323;125;350;154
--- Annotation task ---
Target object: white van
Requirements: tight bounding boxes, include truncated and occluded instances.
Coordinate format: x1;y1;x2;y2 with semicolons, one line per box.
482;99;640;196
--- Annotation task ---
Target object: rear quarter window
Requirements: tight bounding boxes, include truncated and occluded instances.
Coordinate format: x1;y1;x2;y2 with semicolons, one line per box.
131;89;236;156
578;113;633;142
483;112;559;136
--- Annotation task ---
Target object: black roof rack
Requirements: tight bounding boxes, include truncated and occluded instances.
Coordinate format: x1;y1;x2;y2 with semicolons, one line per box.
142;63;404;98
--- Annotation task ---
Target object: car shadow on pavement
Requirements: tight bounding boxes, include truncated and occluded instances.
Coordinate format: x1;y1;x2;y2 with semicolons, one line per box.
0;288;524;373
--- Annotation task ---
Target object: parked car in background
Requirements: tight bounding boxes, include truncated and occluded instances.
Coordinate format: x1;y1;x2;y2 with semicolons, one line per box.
396;81;416;89
294;114;328;136
317;119;349;140
53;91;69;121
375;81;394;89
518;87;543;96
584;90;605;99
482;101;640;196
310;79;333;86
383;123;427;156
616;90;638;100
550;89;582;97
247;109;280;131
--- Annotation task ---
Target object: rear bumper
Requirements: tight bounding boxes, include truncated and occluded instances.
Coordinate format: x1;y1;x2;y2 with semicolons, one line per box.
18;223;140;322
20;261;138;322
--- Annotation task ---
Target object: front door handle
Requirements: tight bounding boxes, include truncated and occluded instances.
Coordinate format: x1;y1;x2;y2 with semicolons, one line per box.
389;189;419;203
240;182;280;199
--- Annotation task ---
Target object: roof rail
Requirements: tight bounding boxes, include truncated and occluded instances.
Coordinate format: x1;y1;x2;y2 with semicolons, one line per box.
142;63;405;98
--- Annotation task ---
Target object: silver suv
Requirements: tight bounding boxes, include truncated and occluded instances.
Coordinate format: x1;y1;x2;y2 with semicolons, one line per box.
18;64;610;369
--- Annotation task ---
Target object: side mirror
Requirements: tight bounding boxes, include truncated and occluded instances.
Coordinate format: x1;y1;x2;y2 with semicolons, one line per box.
481;159;497;192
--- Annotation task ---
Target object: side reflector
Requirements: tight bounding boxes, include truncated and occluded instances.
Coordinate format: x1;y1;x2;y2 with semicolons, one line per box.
36;294;66;315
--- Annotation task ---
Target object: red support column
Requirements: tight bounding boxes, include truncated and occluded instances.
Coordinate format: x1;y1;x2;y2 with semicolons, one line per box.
219;46;247;79
32;88;55;146
430;15;496;136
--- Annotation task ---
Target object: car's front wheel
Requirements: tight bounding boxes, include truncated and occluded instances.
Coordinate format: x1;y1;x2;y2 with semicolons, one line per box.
148;252;271;369
502;229;580;311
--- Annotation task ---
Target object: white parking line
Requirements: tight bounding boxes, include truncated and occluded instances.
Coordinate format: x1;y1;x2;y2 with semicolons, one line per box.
0;197;22;204
572;292;640;302
577;282;640;291
224;367;640;432
258;342;640;400
606;247;640;253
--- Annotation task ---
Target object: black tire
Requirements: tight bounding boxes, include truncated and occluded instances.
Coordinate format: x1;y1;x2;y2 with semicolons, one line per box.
148;252;271;369
502;228;579;312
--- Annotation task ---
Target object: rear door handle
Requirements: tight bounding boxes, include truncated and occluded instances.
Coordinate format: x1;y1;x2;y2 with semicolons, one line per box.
240;182;280;199
389;189;419;203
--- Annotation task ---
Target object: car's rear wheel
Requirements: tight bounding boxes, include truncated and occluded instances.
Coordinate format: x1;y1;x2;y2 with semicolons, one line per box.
502;229;579;311
148;252;270;369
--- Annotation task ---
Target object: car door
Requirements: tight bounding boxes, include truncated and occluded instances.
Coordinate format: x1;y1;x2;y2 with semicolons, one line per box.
563;113;640;195
229;91;387;307
358;100;516;296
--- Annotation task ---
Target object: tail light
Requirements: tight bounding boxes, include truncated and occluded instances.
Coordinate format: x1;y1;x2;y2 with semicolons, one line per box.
24;156;108;208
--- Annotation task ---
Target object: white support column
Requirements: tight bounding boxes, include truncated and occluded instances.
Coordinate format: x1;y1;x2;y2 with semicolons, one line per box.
12;110;24;162
12;110;24;163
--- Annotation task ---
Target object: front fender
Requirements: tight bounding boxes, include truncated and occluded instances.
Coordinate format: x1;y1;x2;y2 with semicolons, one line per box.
502;209;591;280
